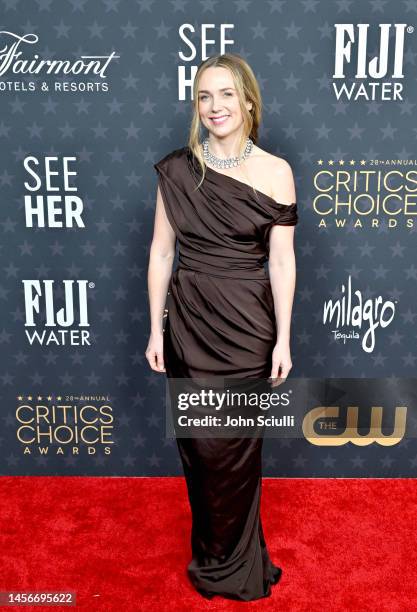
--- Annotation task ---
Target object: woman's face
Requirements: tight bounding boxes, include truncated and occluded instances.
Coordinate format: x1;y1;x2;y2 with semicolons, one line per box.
197;66;252;139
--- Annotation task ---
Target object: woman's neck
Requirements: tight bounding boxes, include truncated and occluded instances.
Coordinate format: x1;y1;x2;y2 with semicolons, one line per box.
206;134;245;159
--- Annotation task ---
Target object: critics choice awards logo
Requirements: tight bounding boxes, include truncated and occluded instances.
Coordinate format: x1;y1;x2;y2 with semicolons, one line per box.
15;395;114;456
312;159;417;229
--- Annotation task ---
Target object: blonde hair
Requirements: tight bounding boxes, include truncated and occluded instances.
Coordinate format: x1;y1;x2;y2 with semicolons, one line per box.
188;52;262;192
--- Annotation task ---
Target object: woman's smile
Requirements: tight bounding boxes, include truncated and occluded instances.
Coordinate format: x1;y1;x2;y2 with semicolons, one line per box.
210;115;230;125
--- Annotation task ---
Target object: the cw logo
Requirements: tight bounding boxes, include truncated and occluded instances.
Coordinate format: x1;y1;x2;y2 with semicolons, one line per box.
302;406;407;446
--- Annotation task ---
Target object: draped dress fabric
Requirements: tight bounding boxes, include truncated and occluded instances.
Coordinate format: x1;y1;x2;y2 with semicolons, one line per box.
153;146;298;601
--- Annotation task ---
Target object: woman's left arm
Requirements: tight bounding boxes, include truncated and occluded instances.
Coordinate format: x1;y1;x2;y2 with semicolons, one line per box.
269;159;297;382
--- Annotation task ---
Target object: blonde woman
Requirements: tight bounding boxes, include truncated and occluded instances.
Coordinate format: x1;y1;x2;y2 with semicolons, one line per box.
146;53;297;602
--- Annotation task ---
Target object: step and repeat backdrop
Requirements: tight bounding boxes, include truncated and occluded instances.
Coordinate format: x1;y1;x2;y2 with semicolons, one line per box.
1;1;416;476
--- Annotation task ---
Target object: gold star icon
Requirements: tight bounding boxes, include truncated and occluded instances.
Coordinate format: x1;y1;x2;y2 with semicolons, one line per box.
329;160;334;165
317;159;323;165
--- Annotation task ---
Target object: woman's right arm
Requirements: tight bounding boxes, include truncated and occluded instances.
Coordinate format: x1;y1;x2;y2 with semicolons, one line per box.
145;185;176;372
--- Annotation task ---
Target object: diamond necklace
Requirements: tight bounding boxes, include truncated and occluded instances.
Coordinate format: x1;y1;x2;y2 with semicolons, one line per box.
202;137;253;169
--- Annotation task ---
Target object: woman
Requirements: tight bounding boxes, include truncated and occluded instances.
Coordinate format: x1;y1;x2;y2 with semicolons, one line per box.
146;52;297;601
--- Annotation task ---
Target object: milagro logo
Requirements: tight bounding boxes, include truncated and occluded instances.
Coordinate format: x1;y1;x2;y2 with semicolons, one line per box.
0;30;119;92
322;276;396;353
332;23;413;101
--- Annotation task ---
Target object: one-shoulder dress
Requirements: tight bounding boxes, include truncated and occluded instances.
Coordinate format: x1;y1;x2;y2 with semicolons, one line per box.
153;145;298;602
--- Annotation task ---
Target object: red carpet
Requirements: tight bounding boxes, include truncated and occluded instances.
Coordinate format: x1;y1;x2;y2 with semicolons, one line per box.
0;477;416;611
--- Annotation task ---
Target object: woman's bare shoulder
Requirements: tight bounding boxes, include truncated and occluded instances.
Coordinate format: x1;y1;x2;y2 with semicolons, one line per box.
251;145;295;204
252;144;293;174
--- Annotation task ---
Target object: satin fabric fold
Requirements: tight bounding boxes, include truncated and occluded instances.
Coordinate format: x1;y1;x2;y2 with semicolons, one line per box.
154;146;297;278
153;146;297;601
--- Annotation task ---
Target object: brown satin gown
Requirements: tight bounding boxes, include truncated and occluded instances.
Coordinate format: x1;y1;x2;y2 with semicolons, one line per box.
153;146;298;601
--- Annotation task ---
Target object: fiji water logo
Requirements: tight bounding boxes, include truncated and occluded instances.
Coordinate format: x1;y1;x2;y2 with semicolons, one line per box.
22;279;92;346
332;23;414;101
322;276;396;353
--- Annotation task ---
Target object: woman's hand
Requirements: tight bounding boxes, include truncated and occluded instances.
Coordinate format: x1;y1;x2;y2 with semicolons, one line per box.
269;339;292;387
145;331;166;372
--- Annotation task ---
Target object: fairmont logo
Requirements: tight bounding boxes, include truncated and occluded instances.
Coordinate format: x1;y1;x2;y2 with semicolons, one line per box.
322;276;396;353
0;30;119;78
